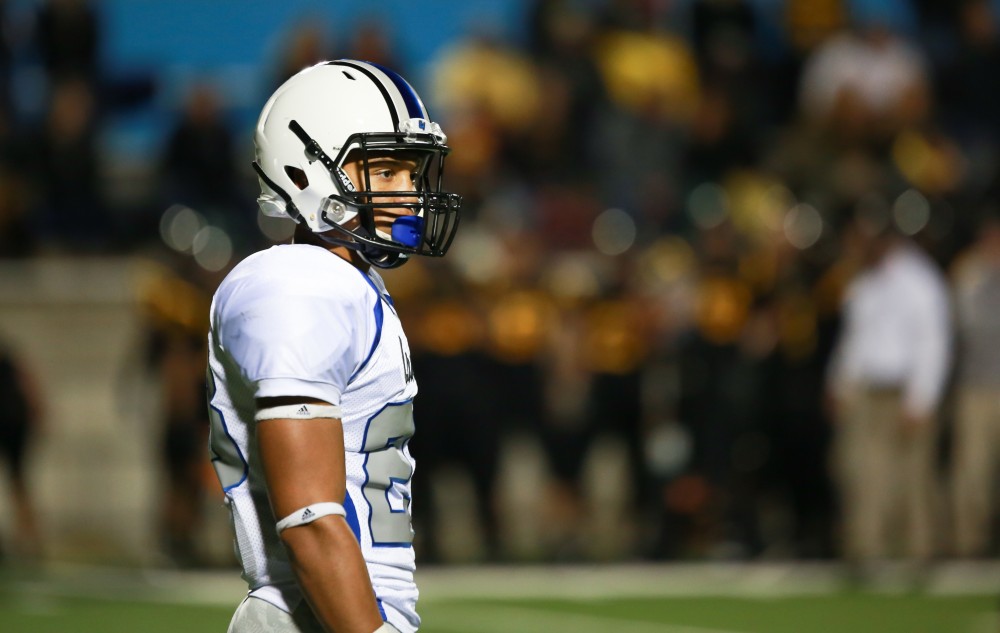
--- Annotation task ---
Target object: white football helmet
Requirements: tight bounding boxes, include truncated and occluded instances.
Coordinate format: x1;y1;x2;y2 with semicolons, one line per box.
253;60;461;268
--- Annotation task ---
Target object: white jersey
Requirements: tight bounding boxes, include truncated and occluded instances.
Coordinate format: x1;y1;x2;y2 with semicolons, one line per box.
207;244;420;632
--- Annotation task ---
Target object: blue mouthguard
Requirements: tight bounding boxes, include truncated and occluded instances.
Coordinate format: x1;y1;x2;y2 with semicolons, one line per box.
391;215;424;248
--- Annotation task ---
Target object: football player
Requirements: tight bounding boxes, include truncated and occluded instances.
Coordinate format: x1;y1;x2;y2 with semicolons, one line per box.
206;60;461;633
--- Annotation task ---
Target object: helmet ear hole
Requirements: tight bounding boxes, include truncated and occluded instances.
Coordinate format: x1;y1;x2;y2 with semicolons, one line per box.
284;166;309;190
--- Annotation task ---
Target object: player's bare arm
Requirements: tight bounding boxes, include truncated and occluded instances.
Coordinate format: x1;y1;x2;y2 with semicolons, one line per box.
257;396;384;633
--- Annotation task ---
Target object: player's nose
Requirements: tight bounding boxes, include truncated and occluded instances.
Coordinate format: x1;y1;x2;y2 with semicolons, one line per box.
386;179;418;212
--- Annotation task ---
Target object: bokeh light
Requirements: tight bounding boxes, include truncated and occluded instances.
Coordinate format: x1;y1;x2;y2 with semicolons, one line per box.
592;208;636;256
192;225;233;272
893;189;931;236
159;204;206;253
687;182;729;230
783;203;823;250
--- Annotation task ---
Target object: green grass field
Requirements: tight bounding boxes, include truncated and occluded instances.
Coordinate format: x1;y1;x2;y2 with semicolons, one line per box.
0;563;996;633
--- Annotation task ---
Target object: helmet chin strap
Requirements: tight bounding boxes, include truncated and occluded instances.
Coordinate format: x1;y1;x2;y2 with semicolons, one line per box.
352;225;407;269
313;222;407;269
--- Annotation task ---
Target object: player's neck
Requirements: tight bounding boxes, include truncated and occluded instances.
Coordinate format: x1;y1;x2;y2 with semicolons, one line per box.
291;225;370;272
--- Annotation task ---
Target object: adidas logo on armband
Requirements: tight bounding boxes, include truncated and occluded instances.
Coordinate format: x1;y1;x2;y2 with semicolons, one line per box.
301;508;314;521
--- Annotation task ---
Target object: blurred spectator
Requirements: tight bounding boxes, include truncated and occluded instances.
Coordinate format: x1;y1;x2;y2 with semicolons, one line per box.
0;124;37;259
598;0;677;32
523;0;609;180
161;83;239;216
673;250;761;558
935;0;1000;196
691;0;756;79
432;36;542;142
138;260;214;567
0;339;43;563
405;270;501;562
537;260;655;560
429;35;544;222
913;0;959;64
763;81;899;231
937;0;1000;139
752;286;837;558
593;17;700;126
798;17;930;140
949;211;1000;558
270;17;333;89
591;20;698;223
690;0;772;134
774;0;849;122
343;17;404;73
538;285;592;558
681;82;758;190
34;0;101;85
0;0;12;121
480;275;555;557
784;0;848;56
0;4;38;258
0;164;35;258
826;214;951;572
154;327;210;567
578;271;655;554
435;104;511;225
28;77;109;251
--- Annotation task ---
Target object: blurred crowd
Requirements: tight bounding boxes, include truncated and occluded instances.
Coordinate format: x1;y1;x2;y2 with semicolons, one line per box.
0;0;999;569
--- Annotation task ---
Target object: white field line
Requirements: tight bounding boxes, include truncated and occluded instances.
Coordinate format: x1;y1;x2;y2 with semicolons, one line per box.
427;604;747;633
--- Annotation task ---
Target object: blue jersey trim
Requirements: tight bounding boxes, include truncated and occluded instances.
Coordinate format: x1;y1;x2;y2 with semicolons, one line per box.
343;490;362;543
376;598;387;621
351;271;385;381
206;372;248;492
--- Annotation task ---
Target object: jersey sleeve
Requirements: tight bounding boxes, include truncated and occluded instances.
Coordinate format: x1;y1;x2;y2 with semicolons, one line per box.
215;275;370;406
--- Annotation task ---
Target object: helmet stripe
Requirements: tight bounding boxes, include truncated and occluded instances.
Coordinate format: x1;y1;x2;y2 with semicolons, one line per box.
368;62;426;120
327;60;400;131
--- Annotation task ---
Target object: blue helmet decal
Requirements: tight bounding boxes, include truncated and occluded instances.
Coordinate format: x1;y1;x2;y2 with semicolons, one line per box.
369;61;426;120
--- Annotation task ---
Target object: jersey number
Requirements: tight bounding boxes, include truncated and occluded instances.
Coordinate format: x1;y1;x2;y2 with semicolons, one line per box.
361;402;415;546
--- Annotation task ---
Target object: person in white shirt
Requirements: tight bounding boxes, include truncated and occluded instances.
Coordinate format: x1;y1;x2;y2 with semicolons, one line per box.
207;61;461;633
826;215;951;569
798;20;929;133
